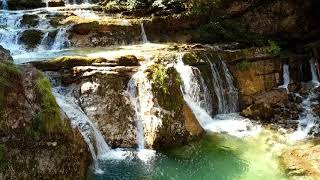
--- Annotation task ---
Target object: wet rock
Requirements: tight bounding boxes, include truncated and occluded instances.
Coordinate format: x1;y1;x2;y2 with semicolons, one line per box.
20;14;39;28
77;73;137;148
0;45;13;62
241;102;273;122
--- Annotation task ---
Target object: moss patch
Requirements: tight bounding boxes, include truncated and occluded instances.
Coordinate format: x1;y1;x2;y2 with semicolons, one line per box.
34;72;69;135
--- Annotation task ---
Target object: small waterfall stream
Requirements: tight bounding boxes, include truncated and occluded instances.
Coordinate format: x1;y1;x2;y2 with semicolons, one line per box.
279;64;290;91
310;58;320;84
141;23;149;44
51;26;71;50
53;87;110;173
127;64;162;150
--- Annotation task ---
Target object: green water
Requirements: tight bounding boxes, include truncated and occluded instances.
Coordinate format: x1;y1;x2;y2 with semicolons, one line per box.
88;131;289;180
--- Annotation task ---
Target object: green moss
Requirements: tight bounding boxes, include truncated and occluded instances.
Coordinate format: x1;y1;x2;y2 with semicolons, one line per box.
236;60;251;71
152;64;170;94
34;72;68;134
149;64;183;114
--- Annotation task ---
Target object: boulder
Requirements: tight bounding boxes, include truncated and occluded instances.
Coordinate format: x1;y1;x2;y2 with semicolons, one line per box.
0;60;91;178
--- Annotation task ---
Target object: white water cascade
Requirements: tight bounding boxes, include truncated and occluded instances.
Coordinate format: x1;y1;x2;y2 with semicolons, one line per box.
289;93;318;141
175;55;261;137
221;61;239;113
51;26;71;50
53;87;110;174
205;56;239;114
127;64;162;150
141;23;150;44
310;58;320;84
279;64;290;91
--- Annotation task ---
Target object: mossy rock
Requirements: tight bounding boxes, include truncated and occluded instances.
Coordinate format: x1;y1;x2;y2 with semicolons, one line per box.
34;71;71;135
20;14;39;28
19;29;44;49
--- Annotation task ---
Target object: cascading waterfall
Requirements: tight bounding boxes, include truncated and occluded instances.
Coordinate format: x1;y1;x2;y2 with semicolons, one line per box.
289;59;320;140
289;92;318;141
279;64;290;91
51;26;71;50
310;58;320;84
127;71;147;150
53;87;110;174
127;64;162;150
0;13;24;54
175;54;260;137
141;23;149;44
205;55;239;114
221;61;239;113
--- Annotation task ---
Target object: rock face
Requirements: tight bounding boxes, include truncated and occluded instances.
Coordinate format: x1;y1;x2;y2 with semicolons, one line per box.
0;45;13;61
0;49;91;179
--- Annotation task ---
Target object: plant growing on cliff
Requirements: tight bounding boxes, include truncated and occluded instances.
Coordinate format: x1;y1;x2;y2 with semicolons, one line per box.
236;60;251;71
266;40;281;55
190;0;222;16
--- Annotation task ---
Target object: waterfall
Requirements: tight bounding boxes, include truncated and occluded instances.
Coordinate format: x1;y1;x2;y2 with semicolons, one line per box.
0;13;24;55
53;87;110;174
205;56;239;114
140;23;149;44
310;58;320;84
127;64;162;149
2;0;8;10
51;27;71;50
175;54;260;137
279;64;290;91
175;55;213;116
221;61;239;113
127;71;147;149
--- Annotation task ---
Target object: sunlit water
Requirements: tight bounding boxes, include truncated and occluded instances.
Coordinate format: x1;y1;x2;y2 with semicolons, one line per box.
87;130;289;180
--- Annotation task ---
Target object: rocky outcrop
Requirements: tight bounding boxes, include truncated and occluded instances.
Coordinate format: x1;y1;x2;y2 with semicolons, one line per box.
0;45;13;61
0;49;91;179
33;52;204;150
